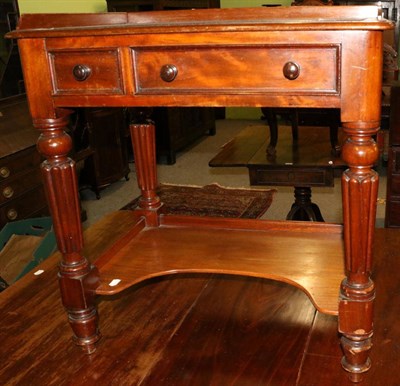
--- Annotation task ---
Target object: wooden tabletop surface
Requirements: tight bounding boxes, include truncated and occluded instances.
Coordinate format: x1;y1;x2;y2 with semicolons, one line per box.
1;212;400;385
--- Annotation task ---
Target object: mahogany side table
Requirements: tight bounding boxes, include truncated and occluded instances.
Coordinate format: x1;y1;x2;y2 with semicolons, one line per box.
8;6;392;382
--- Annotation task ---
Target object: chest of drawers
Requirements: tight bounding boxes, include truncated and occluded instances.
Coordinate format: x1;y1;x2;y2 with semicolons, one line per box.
0;96;48;229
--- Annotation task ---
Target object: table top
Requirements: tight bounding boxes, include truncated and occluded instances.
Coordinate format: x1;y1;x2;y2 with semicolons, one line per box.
8;6;392;39
209;124;346;168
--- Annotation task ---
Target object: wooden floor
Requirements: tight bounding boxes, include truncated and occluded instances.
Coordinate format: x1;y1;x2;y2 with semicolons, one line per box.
1;217;400;385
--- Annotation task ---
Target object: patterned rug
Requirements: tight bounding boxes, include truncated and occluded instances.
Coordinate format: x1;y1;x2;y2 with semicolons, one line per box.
121;183;276;219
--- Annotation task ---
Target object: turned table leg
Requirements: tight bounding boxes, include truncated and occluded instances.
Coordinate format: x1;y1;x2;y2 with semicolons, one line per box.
35;111;101;354
286;187;324;222
130;122;161;225
339;123;379;382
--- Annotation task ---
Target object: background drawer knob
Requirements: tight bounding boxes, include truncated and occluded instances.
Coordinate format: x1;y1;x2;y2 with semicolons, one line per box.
160;64;178;82
283;61;300;80
72;64;92;81
6;208;18;221
2;186;14;199
0;167;10;178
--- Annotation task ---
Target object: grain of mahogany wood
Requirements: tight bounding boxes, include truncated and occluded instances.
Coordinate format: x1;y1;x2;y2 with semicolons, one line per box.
139;277;316;386
0;218;400;384
0;272;316;385
0;212;316;385
94;211;344;315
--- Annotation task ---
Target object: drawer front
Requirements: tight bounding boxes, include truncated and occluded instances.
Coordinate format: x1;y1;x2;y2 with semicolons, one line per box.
249;166;334;187
0;147;41;181
134;45;339;94
0;185;48;225
0;168;42;205
49;50;124;95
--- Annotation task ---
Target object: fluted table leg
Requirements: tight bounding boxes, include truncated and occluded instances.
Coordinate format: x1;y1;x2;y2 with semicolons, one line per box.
130;122;161;226
339;122;379;382
35;110;101;354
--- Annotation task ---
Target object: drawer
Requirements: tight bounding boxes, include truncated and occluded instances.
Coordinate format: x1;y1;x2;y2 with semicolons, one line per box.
0;185;48;225
134;45;339;94
0;168;42;205
49;50;124;95
0;147;41;181
248;166;334;187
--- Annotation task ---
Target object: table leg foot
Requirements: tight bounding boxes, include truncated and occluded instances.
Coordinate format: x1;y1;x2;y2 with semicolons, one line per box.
69;307;101;354
341;337;372;383
339;278;374;383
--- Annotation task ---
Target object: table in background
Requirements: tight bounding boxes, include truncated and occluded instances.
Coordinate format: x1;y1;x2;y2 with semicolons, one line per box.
209;124;346;221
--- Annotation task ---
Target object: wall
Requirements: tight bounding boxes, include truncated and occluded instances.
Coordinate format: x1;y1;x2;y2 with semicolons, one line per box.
222;0;290;7
19;0;291;14
19;0;107;13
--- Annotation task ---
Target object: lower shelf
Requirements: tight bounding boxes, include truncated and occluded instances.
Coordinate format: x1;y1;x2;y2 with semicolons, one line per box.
90;211;344;315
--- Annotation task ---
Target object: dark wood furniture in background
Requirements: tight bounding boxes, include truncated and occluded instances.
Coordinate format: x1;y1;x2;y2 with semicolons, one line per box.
107;0;219;164
209;125;346;221
151;107;215;164
0;0;23;98
0;95;48;228
261;107;341;156
73;108;130;199
385;82;400;226
9;6;391;382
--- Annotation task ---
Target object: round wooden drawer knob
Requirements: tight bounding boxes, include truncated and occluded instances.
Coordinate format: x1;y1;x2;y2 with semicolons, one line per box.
2;186;14;199
283;61;300;80
72;64;92;81
160;64;178;82
0;166;10;178
6;208;18;221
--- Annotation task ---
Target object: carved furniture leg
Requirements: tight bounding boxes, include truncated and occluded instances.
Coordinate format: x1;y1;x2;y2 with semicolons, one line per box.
35;111;101;354
339;123;379;382
130;122;161;225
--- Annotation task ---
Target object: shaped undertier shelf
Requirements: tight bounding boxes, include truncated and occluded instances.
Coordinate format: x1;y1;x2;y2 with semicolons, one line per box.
92;211;344;315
